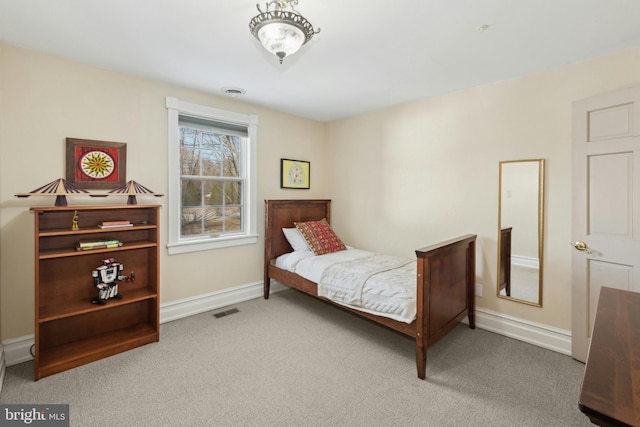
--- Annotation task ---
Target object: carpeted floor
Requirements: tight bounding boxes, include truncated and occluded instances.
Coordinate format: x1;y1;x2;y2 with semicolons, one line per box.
499;264;540;304
1;289;591;426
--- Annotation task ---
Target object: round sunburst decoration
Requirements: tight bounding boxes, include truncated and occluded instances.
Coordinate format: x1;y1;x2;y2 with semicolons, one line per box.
80;151;115;179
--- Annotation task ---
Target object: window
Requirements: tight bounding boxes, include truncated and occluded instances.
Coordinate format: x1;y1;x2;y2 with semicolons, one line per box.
166;97;258;254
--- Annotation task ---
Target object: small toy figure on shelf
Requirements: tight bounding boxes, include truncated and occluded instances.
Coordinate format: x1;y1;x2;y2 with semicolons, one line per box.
91;257;135;305
72;210;79;230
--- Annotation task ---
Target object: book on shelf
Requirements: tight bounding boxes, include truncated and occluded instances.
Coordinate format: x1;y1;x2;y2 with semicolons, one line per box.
99;220;132;229
101;220;130;226
98;223;133;229
76;239;123;251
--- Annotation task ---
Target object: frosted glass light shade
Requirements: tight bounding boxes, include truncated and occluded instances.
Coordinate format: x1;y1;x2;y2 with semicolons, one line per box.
257;22;305;63
249;2;320;64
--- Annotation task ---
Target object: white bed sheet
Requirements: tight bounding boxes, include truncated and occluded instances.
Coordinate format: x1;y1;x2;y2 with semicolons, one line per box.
275;248;417;323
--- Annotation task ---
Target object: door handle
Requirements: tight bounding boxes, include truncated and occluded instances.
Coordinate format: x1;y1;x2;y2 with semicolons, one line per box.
573;241;592;254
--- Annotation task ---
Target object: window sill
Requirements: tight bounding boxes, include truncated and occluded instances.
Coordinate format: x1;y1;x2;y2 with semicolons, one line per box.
167;234;259;255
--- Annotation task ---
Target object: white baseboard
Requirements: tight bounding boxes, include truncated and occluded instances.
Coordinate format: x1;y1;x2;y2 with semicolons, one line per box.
511;255;539;269
466;307;572;356
2;335;34;367
159;281;286;323
1;282;569;368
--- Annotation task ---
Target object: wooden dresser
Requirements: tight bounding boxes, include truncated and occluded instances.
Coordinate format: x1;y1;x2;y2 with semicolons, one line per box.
579;287;640;427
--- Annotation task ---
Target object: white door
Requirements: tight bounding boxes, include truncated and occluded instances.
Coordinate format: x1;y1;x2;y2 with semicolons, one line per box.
572;86;640;362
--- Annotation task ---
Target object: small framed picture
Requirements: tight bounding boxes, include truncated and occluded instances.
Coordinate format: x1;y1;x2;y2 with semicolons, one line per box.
66;138;127;189
280;159;310;189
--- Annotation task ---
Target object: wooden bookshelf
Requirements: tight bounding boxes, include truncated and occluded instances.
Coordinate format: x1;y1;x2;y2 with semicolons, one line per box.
31;204;160;380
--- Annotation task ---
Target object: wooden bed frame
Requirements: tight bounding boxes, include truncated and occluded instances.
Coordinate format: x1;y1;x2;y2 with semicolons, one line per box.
263;199;477;380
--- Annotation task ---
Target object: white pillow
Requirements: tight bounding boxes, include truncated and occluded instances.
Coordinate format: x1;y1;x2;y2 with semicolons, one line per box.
282;227;311;252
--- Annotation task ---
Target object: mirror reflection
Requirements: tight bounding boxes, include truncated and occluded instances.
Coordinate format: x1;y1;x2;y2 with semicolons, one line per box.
497;159;544;306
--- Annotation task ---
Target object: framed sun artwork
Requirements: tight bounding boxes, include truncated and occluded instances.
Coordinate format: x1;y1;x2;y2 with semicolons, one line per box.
66;138;127;189
280;158;310;189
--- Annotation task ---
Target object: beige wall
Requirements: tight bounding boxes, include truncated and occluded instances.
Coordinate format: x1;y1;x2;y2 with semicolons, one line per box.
0;43;328;339
2;41;640;341
327;46;640;329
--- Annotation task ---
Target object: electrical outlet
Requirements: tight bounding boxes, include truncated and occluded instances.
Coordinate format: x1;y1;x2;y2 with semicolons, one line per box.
475;283;483;297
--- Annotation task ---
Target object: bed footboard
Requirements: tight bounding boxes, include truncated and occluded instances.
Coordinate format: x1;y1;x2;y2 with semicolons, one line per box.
414;234;477;379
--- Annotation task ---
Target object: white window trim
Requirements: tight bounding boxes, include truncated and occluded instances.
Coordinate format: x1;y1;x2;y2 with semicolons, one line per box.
166;96;258;255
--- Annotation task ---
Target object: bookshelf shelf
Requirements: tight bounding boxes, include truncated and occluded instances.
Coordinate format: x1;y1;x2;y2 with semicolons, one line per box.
32;204;160;380
37;323;158;380
38;241;157;260
38;224;156;237
39;287;157;322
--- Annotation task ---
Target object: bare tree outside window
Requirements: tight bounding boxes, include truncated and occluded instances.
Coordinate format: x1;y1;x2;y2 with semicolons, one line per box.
179;126;244;237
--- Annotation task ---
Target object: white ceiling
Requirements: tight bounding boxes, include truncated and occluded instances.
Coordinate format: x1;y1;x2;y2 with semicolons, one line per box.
1;0;640;122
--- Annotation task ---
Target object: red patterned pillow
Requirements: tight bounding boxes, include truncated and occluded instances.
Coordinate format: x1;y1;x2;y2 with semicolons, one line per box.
294;218;346;256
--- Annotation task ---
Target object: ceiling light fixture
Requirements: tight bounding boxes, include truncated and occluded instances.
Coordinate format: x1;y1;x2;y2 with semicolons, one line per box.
249;0;320;64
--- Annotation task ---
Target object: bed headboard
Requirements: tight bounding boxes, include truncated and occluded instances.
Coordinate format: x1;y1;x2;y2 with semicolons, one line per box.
264;199;332;263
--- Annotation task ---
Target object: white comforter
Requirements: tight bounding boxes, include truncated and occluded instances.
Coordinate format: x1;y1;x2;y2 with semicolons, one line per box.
275;249;417;323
